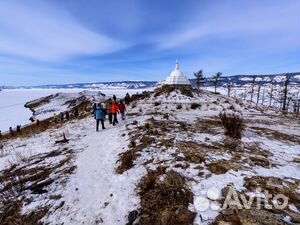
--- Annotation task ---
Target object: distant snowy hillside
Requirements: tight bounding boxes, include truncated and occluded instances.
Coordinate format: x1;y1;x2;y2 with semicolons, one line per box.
1;73;299;90
25;90;105;120
29;81;158;89
190;72;300;87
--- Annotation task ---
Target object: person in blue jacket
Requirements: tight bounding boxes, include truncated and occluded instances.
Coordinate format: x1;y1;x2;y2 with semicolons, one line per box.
94;103;106;131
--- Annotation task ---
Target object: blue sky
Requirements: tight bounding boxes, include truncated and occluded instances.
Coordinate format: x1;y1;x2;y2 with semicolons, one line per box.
0;0;299;86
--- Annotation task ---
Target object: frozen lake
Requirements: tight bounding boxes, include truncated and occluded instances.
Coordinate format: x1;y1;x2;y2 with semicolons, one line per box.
0;88;148;132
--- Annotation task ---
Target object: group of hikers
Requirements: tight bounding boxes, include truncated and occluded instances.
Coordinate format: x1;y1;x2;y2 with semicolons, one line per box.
93;93;130;132
1;124;24;138
0;93;131;138
52;107;79;123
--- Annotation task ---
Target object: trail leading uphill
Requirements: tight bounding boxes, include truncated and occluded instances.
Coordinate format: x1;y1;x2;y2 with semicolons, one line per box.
46;118;145;225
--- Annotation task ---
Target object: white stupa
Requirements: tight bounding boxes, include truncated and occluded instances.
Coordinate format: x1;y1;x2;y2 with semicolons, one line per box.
164;60;191;86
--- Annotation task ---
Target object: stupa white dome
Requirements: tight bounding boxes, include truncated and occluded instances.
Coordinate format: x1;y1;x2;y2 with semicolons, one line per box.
164;60;191;85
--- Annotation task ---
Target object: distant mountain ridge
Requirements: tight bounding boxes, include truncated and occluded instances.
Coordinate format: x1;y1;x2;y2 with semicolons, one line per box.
209;72;300;86
1;72;299;90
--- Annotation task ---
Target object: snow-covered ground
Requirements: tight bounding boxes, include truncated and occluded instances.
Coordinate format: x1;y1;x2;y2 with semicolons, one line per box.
0;88;151;132
0;87;300;225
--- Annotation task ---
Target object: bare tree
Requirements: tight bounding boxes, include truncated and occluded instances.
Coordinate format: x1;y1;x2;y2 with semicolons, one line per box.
256;84;261;106
194;70;205;90
226;82;233;97
287;97;292;112
293;100;298;114
211;72;222;94
261;88;265;105
269;79;274;107
250;76;256;102
282;74;290;111
244;89;247;100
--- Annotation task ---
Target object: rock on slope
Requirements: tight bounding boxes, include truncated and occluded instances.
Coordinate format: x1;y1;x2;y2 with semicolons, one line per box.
0;85;300;225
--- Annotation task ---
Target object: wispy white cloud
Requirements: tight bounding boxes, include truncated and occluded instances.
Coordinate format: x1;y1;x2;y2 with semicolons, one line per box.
0;1;127;61
154;0;300;49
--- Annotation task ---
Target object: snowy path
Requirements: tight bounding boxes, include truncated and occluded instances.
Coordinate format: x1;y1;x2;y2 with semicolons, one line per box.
46;118;145;225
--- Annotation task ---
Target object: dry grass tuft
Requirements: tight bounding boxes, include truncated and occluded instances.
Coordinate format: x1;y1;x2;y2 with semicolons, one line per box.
0;148;74;225
154;85;194;98
130;91;152;102
0;200;48;225
140;136;155;147
219;112;244;139
176;103;183;109
207;160;230;174
116;150;136;174
136;168;196;225
190;103;201;109
177;142;205;164
154;101;161;106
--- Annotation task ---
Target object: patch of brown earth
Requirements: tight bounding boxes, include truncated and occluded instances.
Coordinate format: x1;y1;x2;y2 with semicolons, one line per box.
249;126;300;144
177;141;206;164
0;200;48;225
133;168;196;225
212;208;289;225
0;148;75;225
154;85;195;98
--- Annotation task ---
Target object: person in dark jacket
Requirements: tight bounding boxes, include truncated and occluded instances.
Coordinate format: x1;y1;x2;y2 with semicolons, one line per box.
16;125;21;133
125;93;131;105
36;119;40;127
94;104;106;131
9;127;13;136
74;108;79;117
118;100;126;120
65;111;70;120
59;112;64;122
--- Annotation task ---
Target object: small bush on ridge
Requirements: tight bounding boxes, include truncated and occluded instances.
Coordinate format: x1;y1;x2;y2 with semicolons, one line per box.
219;112;244;139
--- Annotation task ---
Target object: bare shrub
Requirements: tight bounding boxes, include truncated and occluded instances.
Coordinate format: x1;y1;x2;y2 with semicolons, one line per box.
154;85;194;98
154;85;175;97
228;105;235;111
179;86;193;97
191;103;201;109
7;150;32;166
176;103;182;109
131;102;137;108
136;169;196;225
0;178;23;207
0;145;7;158
219;112;244;139
131;91;151;102
116;150;136;174
154;102;161;106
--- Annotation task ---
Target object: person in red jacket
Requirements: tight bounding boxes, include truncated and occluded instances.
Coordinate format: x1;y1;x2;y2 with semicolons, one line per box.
111;100;119;125
118;100;126;120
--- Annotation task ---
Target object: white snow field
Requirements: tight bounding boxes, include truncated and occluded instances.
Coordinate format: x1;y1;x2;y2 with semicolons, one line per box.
0;88;150;132
0;87;300;225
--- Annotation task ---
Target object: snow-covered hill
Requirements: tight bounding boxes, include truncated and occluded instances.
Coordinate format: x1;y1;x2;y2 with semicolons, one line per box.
24;90;105;120
0;86;300;225
1;72;299;90
1;81;158;90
